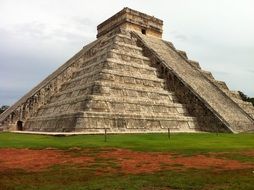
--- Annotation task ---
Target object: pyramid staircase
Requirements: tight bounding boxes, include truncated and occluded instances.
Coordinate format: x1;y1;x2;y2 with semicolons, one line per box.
134;33;254;133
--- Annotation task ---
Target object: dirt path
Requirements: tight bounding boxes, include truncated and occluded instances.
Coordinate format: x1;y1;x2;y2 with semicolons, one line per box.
0;148;253;174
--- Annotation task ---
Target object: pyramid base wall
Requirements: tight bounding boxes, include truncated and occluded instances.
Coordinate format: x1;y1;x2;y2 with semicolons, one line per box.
24;113;82;132
24;112;200;133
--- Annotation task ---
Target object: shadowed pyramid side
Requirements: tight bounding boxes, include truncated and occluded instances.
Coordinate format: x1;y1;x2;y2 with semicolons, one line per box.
133;32;254;133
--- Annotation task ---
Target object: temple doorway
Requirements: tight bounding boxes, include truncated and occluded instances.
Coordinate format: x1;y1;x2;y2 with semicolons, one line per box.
17;120;23;131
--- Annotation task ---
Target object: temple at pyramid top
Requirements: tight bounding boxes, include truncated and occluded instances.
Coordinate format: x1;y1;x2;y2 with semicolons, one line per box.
97;7;163;38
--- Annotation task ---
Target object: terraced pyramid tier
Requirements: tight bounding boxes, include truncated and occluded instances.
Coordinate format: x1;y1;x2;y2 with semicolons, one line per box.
24;32;199;133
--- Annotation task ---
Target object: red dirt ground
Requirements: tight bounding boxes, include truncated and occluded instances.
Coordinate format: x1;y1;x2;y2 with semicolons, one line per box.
0;148;253;174
0;148;94;172
97;149;254;174
242;150;254;157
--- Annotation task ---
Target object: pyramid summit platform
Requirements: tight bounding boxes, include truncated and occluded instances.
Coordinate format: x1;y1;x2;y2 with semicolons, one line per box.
1;8;254;133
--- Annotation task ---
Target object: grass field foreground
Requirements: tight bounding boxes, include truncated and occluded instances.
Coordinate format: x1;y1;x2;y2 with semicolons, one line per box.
1;132;254;153
0;132;254;190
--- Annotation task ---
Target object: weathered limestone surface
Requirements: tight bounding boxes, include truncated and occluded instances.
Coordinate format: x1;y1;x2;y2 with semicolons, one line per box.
0;7;253;133
200;71;254;120
24;31;198;133
0;39;99;130
134;33;254;133
97;7;163;38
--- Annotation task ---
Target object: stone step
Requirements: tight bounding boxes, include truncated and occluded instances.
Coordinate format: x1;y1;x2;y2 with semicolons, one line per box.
113;33;136;46
238;104;254;114
73;58;156;81
222;91;241;101
90;95;176;105
247;111;254;118
78;37;142;70
200;70;244;103
104;59;156;76
94;81;176;100
212;79;229;90
50;85;94;105
83;111;196;121
176;50;188;59
73;67;160;89
37;105;75;117
188;60;201;69
25;111;85;132
26;111;198;132
106;58;155;71
232;98;253;107
30;110;195;121
96;33;136;50
37;89;183;118
61;68;102;90
73;60;105;79
200;70;245;104
32;111;86;120
54;66;167;100
231;99;254;119
80;51;108;69
113;41;141;51
108;49;150;66
164;41;176;49
38;94;90;110
99;69;164;87
88;97;188;115
78;42;114;69
25;112;197;131
65;63;158;93
229;91;242;99
111;41;143;56
219;90;242;101
77;111;199;132
57;70;165;101
55;82;95;98
40;78;176;109
201;70;214;80
56;82;169;106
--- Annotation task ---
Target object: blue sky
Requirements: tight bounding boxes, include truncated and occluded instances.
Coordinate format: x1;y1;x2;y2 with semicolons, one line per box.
0;0;253;106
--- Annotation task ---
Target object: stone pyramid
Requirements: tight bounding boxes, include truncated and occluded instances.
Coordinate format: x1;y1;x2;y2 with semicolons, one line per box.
1;8;254;133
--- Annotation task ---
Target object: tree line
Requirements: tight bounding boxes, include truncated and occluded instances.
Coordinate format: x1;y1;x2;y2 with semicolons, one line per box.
0;105;9;114
238;91;254;106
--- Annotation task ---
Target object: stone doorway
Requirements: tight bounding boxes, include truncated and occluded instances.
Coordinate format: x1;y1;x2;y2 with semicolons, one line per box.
17;120;23;131
141;28;146;35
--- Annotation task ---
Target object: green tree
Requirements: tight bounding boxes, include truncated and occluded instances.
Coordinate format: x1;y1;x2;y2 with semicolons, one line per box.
238;91;254;106
0;105;9;114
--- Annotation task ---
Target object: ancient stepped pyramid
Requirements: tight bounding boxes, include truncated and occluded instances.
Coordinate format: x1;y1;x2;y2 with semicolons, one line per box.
1;8;254;133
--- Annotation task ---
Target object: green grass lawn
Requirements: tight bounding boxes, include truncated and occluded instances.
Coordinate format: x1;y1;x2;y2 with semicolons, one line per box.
2;168;254;190
0;132;254;153
0;132;254;190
